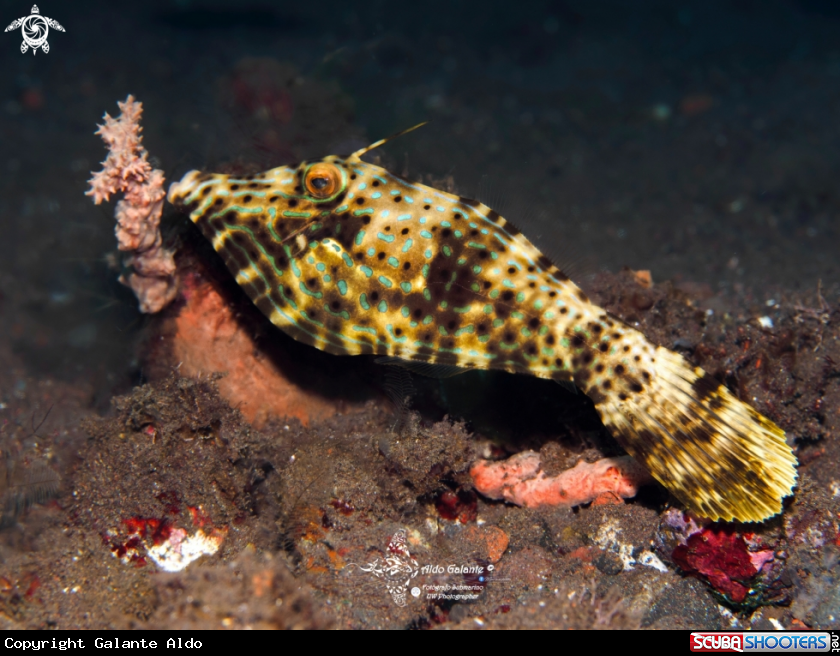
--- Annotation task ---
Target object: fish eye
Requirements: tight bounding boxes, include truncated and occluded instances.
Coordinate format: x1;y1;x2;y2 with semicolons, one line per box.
304;163;342;199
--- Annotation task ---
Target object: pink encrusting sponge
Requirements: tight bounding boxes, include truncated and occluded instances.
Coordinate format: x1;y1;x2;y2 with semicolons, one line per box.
471;451;653;508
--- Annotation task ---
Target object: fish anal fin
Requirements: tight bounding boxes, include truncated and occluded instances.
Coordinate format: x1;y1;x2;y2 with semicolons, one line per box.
376;356;468;379
382;364;415;433
554;377;578;395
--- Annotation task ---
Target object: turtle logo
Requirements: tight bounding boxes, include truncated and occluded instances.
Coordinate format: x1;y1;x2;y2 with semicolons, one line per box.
347;529;420;607
5;5;65;55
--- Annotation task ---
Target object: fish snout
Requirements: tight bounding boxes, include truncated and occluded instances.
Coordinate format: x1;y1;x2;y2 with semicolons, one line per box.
167;170;204;209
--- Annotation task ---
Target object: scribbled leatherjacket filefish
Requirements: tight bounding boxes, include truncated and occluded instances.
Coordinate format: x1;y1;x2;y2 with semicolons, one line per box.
168;126;797;523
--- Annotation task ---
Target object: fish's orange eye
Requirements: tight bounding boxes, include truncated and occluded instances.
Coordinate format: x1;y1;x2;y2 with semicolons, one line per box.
304;163;342;199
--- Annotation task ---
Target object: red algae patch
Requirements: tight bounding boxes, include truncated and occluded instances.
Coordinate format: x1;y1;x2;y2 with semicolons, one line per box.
672;527;776;606
435;489;478;523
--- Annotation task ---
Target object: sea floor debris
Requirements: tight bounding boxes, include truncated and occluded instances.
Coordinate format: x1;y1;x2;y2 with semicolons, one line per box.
0;268;836;628
4;79;840;619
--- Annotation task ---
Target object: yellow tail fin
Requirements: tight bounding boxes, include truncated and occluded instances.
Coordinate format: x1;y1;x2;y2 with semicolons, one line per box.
596;347;797;522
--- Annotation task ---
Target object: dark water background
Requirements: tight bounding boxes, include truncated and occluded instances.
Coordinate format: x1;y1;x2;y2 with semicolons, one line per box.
1;0;838;397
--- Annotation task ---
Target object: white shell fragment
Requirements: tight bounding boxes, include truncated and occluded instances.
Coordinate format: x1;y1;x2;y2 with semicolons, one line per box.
146;528;224;572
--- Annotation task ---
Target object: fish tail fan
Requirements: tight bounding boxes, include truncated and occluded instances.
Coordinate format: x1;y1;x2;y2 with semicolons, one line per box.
595;346;797;522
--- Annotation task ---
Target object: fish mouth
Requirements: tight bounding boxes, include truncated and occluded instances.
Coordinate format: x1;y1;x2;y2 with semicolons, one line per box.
167;170;206;214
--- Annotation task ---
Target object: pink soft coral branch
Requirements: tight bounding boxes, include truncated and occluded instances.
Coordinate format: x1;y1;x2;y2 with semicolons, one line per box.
86;95;177;313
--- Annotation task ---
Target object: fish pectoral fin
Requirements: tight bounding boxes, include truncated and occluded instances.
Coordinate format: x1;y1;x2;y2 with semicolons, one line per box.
309;238;379;288
375;356;469;379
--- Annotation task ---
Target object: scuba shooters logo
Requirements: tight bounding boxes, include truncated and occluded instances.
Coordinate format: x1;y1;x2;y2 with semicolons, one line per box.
691;633;745;652
690;632;834;653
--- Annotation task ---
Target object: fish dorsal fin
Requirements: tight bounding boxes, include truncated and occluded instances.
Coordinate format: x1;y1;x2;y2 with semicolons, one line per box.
376;356;467;379
348;122;428;162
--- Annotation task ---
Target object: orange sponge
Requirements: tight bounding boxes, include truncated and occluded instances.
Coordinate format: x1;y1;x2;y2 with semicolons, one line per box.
471;451;652;508
162;273;363;427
